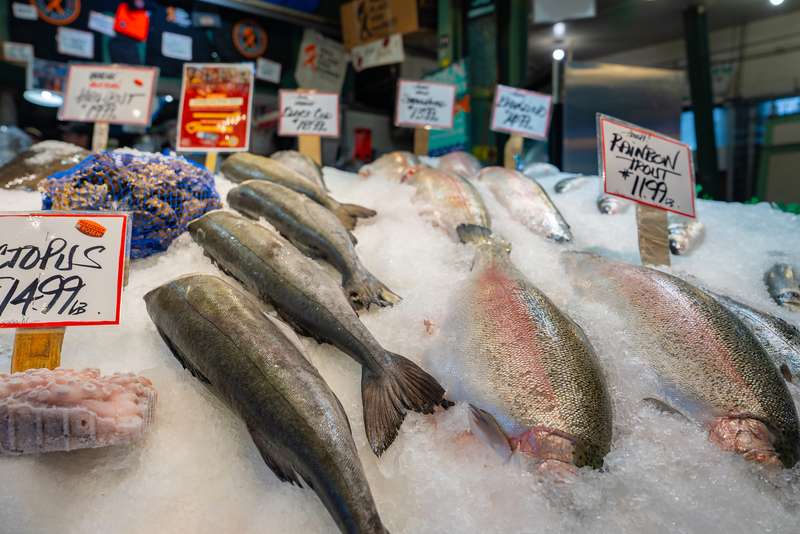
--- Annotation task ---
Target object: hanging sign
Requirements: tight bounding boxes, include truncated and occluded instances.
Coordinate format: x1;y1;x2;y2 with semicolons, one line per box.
352;34;405;72
233;19;267;59
177;63;255;152
2;42;34;63
256;57;282;84
395;80;456;129
32;0;80;25
88;11;117;37
490;85;552;140
57;27;94;59
12;3;38;20
60;65;158;125
295;29;348;95
279;91;339;137
597;113;695;218
0;212;129;329
162;32;193;61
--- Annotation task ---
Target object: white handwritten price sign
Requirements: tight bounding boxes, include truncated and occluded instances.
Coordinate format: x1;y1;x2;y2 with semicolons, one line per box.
279;91;340;137
598;114;696;218
395;80;456;129
0;213;129;329
490;85;552;139
60;65;158;125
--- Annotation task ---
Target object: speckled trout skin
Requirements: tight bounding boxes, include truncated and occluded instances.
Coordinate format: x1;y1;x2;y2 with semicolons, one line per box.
400;166;490;241
271;150;326;190
765;263;800;311
227;180;400;309
474;167;572;243
564;252;800;468
358;151;420;182
222;152;375;230
438;151;482;178
144;274;390;534
424;226;612;472
188;211;445;456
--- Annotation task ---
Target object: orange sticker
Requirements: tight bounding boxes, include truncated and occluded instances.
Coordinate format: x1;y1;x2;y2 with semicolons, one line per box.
75;219;106;237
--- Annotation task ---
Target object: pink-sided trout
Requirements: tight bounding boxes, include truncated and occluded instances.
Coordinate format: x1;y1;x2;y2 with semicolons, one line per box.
423;225;612;473
564;252;800;468
358;151;420;182
438;151;482;179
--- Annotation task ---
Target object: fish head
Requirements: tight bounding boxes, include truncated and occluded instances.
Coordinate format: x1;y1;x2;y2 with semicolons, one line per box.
668;233;688;255
510;426;603;471
707;416;798;468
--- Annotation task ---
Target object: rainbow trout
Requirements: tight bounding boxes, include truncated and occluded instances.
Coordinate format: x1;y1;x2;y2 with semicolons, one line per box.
438;151;482;179
423;225;612;473
221;152;374;230
564;252;800;468
358;151;420;182
188;210;445;455
271;150;326;190
144;274;389;534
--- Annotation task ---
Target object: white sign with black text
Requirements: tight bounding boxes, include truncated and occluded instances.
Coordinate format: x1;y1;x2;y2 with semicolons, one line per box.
2;42;34;63
256;57;282;84
12;2;37;20
88;11;117;37
490;85;552;139
395;80;456;129
60;65;158;125
57;27;94;59
279;91;339;137
598;114;696;218
0;213;129;329
162;32;192;61
351;34;405;72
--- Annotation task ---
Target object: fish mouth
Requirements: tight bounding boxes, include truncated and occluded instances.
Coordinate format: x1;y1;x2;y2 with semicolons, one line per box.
706;416;783;468
777;291;800;311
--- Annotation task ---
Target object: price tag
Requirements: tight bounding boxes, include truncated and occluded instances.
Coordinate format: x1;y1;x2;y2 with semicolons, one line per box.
0;213;129;329
598;114;695;218
2;41;34;63
88;11;117;37
256;57;282;84
395;80;456;129
57;27;94;59
60;65;158;125
490;85;552;140
279;91;339;137
12;3;38;20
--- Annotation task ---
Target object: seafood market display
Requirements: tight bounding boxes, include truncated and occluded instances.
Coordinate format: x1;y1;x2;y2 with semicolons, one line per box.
438;151;482;178
0;368;156;454
358;151;420;181
271;150;327;190
0;141;89;191
765;263;800;311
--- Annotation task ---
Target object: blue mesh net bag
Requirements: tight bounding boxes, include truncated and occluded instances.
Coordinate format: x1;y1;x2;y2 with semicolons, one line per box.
38;150;222;259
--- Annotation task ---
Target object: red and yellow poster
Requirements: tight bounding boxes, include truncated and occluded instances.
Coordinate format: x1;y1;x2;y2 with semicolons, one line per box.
176;63;254;152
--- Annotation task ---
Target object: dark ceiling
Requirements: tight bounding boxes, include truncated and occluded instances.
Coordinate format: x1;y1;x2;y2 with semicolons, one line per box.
527;0;800;83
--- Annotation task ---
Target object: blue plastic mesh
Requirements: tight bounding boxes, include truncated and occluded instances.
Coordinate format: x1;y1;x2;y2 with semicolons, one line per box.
39;151;222;259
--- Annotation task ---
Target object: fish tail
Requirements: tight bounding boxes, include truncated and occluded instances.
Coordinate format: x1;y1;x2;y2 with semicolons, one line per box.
362;353;446;456
344;272;402;309
456;223;508;249
332;203;377;230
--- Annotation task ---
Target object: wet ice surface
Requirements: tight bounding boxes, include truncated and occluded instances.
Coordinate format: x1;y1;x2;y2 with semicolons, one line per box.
1;167;799;533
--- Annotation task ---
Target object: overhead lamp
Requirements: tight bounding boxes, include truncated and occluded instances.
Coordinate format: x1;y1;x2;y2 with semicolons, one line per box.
23;89;64;107
553;49;565;61
553;22;566;36
770;0;784;5
164;95;174;103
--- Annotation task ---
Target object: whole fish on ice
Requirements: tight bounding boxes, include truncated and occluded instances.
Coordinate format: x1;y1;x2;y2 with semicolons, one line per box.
227;180;401;308
438;151;482;178
270;149;326;190
474;167;572;243
358;151;420;182
564;252;800;468
188;210;445;455
424;225;612;473
144;274;390;534
668;216;705;256
221;152;374;230
597;194;631;215
401;166;490;241
520;162;560;179
554;175;593;194
765;263;800;311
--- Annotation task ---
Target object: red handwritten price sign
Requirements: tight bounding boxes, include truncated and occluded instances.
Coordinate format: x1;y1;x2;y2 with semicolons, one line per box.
395;80;456;129
0;213;129;328
60;65;158;125
279;91;340;137
490;85;552;139
598;114;696;218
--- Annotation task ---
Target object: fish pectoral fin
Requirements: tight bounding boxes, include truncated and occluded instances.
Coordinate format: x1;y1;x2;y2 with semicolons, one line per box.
246;423;303;487
779;364;793;382
275;308;325;345
468;404;513;460
642;398;688;419
285;235;323;259
346;229;358;245
155;326;212;386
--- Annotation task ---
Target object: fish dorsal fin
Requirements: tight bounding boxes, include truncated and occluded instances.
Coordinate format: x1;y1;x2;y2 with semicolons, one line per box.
246;423;303;487
643;398;688;420
469;404;512;460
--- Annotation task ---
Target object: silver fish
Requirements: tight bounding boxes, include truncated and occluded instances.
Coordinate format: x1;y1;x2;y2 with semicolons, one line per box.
358;151;420;182
438;151;482;178
423;225;612;474
188;210;445;455
564;251;800;468
765;263;800;311
474;167;572;243
554;175;592;194
227;180;401;309
144;274;390;534
668;216;705;256
520;162;560;179
270;150;326;190
597;194;631;215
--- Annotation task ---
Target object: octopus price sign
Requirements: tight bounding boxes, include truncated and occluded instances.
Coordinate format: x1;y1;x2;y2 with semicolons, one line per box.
395;80;456;129
278;91;340;137
60;65;157;125
177;63;255;152
0;213;129;329
490;85;552;140
598;114;696;218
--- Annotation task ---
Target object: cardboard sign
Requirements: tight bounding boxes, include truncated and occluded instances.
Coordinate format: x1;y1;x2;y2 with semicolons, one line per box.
352;34;405;72
256;57;282;84
279;91;339;137
340;0;421;50
0;213;129;329
490;85;552;140
395;80;456;129
60;65;158;125
2;42;34;63
177;63;255;152
57;27;94;59
598;114;695;218
295;29;349;95
88;11;117;37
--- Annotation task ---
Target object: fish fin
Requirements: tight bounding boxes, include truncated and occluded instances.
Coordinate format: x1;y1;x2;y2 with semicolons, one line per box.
155;326;212;386
469;405;513;460
246;423;303;487
332;203;377;230
361;353;446;456
346;229;358;245
274;307;326;345
284;235;323;259
779;364;792;382
643;398;688;419
204;252;248;288
456;224;510;252
343;273;402;309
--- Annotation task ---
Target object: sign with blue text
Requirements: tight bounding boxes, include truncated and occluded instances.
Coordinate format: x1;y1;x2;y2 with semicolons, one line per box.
597;114;695;218
490;85;552;139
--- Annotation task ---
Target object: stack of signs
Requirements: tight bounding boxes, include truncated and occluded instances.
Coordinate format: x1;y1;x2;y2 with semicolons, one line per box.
422;59;469;156
295;29;349;94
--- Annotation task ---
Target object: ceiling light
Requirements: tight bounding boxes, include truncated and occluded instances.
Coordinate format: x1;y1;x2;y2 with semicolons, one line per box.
164;95;174;102
23;89;63;107
553;49;565;61
553;22;566;36
770;0;784;5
